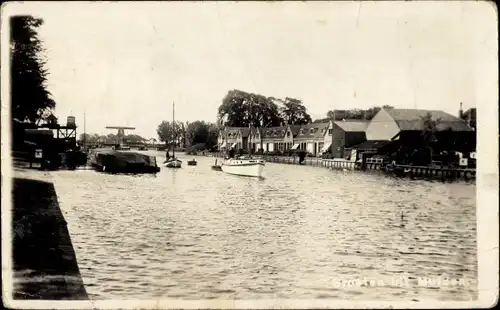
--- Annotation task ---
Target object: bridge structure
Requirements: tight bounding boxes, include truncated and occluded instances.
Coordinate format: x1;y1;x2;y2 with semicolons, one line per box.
105;126;136;145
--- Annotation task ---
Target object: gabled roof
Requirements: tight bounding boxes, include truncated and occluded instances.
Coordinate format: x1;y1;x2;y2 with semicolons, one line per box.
250;127;262;137
334;120;369;132
262;126;287;139
384;109;473;132
287;125;302;136
224;126;251;138
296;122;329;139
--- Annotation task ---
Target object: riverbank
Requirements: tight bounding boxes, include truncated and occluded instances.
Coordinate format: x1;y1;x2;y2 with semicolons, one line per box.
11;175;88;300
198;153;475;182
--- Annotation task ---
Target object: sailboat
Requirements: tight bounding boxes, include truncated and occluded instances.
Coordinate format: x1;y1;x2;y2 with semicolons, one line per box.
220;103;265;178
164;102;182;168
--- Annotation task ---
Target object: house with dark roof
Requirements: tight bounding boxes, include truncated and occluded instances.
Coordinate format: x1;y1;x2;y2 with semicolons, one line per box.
218;127;251;150
261;126;288;152
248;127;263;152
323;120;369;158
365;108;476;153
283;125;301;151
290;122;330;156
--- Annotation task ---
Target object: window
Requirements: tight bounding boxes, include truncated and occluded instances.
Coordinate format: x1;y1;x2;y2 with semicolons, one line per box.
310;128;314;134
328;129;332;135
287;131;290;137
300;129;304;135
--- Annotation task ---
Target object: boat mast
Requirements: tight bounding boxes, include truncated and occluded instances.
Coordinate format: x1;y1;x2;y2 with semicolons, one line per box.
249;101;252;157
83;110;86;149
172;101;175;159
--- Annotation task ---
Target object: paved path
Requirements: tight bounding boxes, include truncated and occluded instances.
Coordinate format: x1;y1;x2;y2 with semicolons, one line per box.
12;177;88;300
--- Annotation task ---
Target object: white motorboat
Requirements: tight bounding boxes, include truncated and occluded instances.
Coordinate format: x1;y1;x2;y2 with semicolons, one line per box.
220;101;265;178
221;157;265;178
164;158;182;168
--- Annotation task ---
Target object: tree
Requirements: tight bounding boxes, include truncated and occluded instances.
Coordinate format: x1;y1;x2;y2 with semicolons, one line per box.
186;121;210;146
278;97;312;125
11;16;55;124
218;89;283;127
421;112;440;146
320;105;395;122
206;123;219;149
157;120;184;148
123;134;146;144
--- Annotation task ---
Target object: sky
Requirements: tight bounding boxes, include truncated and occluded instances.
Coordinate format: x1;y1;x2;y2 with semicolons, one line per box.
4;1;497;139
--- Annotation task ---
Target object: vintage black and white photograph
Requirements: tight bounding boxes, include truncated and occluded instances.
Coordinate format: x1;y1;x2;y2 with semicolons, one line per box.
1;1;498;309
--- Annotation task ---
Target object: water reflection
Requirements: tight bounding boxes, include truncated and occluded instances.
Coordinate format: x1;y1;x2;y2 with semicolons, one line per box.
13;151;477;300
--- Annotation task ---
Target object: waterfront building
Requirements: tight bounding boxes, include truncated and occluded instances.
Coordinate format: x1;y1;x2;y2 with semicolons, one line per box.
366;108;473;141
323;120;369;158
291;122;330;156
261;126;288;152
364;108;476;158
249;127;263;152
218;127;250;150
284;125;301;151
345;140;394;160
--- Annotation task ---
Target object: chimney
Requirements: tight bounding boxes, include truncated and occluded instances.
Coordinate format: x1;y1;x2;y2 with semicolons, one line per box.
459;102;464;118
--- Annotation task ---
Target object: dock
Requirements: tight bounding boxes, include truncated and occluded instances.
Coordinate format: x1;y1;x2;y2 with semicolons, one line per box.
261;155;475;181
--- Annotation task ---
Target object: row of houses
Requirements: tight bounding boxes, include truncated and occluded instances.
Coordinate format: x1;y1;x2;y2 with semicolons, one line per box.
217;107;476;159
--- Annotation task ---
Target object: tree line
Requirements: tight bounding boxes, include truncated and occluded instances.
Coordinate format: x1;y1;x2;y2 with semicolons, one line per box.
156;120;219;151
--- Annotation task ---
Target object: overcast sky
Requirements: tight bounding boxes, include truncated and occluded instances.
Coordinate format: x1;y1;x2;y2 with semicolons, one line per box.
4;1;497;139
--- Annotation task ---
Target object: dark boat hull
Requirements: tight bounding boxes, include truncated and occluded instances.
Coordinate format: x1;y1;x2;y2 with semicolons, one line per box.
89;150;160;174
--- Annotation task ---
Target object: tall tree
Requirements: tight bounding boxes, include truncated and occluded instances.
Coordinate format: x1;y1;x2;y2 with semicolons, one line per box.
278;97;312;125
186;121;210;146
206;122;219;149
157;120;184;148
218;89;283;127
11;16;55;123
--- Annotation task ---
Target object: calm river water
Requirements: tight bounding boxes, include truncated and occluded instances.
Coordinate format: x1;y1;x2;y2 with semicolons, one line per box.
15;151;477;300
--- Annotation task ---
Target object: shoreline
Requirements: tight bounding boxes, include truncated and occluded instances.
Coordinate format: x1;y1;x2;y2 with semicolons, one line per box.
194;152;476;183
11;170;88;300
